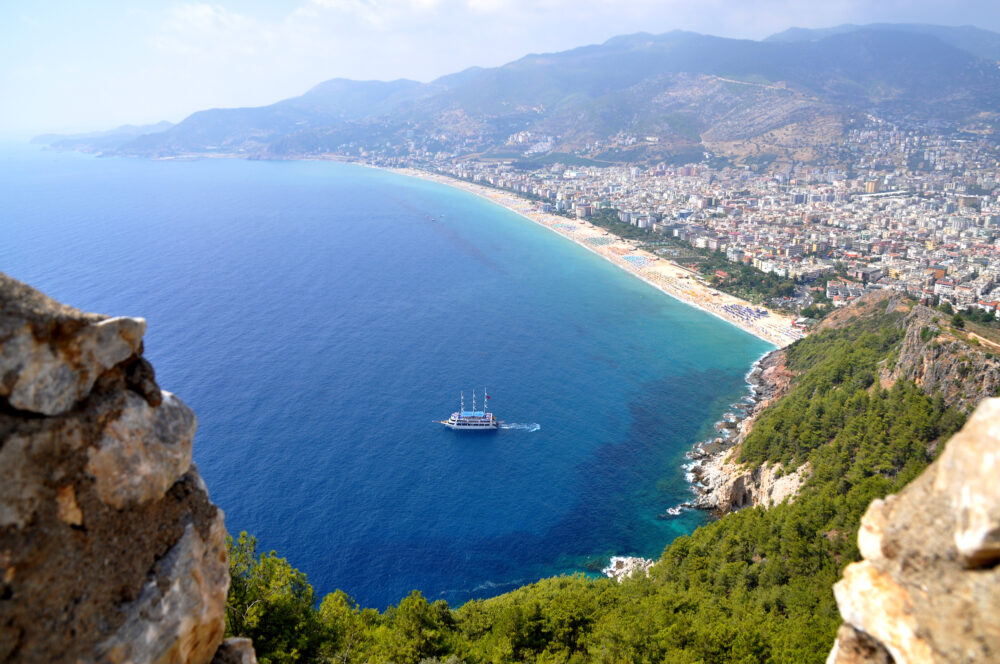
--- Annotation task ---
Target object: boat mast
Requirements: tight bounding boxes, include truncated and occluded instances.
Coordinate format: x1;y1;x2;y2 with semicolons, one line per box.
472;389;476;413
460;391;464;413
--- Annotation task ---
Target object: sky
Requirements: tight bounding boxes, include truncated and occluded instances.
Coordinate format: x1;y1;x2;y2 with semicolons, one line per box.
3;0;1000;136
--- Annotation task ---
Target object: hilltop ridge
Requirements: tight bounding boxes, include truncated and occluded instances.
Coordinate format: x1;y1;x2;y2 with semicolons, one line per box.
35;24;1000;165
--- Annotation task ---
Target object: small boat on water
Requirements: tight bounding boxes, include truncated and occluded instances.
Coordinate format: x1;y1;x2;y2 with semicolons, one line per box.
440;389;499;431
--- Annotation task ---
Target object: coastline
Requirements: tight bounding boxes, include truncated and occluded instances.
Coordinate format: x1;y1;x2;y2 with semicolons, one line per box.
386;166;802;530
387;167;804;349
685;348;791;513
144;154;802;521
125;152;800;348
30;146;797;591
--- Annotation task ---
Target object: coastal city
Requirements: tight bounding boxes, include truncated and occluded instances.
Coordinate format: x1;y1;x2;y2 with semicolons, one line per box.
11;8;1000;663
361;120;1000;346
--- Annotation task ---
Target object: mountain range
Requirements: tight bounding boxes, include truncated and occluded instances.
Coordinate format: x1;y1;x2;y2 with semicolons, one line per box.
37;23;1000;165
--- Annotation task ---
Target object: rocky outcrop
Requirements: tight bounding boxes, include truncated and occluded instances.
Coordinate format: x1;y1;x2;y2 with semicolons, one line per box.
695;457;811;512
0;273;237;663
602;556;655;582
691;293;1000;516
881;305;1000;413
0;276;146;416
827;398;1000;664
689;348;804;513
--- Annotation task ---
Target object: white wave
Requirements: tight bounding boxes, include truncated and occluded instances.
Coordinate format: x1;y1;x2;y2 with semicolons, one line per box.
601;556;630;577
662;502;693;518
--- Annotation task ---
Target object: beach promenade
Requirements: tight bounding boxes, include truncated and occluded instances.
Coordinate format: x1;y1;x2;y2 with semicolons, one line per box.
395;168;805;348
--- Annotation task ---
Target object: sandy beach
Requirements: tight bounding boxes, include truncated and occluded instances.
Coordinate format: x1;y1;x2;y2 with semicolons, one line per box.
393;168;805;348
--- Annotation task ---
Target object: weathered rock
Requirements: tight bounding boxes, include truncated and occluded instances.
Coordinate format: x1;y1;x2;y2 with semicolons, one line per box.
0;273;236;664
212;638;259;664
95;516;229;664
0;273;146;415
881;304;1000;413
826;625;894;664
86;390;196;509
697;458;811;512
832;562;934;662
828;398;1000;663
932;399;1000;567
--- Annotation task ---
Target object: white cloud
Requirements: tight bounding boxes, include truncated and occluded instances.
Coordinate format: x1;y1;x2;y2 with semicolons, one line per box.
151;3;276;57
465;0;507;12
305;0;388;26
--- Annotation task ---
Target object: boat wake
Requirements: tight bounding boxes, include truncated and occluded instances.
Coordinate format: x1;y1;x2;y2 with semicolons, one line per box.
500;422;541;432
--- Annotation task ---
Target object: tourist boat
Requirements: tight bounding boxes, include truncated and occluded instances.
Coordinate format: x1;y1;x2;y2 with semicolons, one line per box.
440;389;498;430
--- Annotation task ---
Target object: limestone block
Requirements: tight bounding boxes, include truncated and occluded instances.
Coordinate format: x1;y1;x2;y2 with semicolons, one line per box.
0;316;145;415
829;398;1000;663
856;498;888;562
832;562;934;663
932;399;1000;567
86;391;197;509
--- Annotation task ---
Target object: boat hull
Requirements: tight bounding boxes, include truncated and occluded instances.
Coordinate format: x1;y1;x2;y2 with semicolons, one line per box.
440;420;499;431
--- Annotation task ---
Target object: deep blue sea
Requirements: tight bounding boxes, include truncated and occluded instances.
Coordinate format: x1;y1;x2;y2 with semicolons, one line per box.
0;144;771;608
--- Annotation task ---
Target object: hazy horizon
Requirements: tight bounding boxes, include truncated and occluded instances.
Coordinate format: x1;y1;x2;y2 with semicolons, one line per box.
4;0;1000;136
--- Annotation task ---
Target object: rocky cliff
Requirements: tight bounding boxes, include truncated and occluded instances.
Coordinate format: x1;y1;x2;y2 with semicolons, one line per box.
691;293;1000;515
880;304;1000;413
827;397;1000;663
0;273;251;663
689;348;801;512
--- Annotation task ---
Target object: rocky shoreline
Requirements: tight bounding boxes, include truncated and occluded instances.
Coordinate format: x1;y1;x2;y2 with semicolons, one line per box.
600;352;791;577
682;348;798;515
602;556;655;582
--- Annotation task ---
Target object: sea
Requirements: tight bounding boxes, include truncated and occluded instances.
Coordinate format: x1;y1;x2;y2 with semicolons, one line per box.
0;144;771;609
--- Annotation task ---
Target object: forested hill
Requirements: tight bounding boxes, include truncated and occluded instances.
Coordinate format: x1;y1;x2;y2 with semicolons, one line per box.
224;294;998;663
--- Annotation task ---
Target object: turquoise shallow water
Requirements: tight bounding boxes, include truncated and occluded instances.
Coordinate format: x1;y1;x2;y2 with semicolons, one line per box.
0;145;771;608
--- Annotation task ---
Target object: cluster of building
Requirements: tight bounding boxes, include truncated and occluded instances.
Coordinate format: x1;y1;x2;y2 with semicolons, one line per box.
371;124;1000;315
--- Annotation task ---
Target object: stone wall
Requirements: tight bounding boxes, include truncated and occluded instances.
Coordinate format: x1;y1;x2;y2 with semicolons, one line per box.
0;273;241;663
